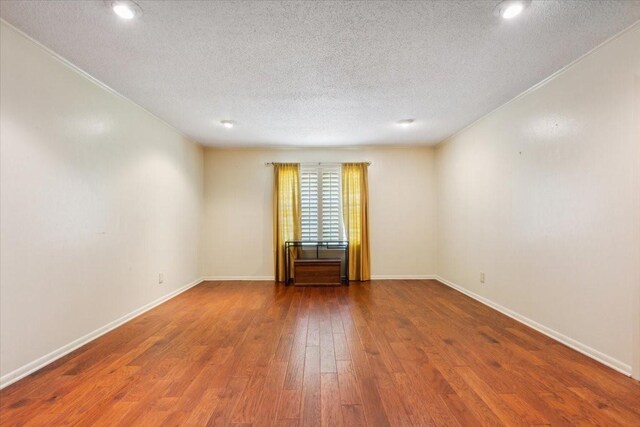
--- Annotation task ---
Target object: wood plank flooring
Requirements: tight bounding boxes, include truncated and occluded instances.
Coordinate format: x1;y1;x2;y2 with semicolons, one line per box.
1;279;639;426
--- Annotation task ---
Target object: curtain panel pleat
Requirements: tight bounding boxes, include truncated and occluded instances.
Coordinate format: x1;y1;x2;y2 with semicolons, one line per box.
342;163;371;281
273;163;301;282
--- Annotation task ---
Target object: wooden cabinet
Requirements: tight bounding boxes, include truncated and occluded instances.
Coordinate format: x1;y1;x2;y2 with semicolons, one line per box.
284;241;348;285
294;259;342;286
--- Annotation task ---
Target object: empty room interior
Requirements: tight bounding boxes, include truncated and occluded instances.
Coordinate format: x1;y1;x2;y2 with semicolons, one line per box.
1;0;640;425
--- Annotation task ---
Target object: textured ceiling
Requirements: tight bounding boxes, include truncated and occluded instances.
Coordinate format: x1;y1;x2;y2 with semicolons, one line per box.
1;1;639;147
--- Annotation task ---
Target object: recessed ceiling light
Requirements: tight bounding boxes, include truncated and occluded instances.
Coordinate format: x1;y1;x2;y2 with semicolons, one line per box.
495;0;530;20
111;1;142;20
396;119;415;127
221;120;235;128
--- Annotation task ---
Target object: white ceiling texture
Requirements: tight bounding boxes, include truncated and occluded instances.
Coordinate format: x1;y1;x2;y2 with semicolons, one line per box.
1;0;639;147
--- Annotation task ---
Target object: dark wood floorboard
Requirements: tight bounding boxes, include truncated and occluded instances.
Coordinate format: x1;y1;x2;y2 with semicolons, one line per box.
1;279;639;426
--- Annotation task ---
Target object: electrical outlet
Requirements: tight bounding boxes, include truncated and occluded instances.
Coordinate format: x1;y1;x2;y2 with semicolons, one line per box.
159;273;164;284
480;272;485;283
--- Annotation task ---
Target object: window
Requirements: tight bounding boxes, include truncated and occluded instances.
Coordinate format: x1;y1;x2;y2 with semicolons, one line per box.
300;164;344;241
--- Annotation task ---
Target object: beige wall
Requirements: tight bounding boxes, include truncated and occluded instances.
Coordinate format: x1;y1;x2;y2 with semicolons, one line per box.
0;22;204;385
634;73;640;380
435;25;640;376
202;147;437;279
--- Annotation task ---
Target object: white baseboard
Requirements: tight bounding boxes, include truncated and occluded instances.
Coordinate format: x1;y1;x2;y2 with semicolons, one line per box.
202;276;275;281
201;275;438;281
0;277;205;390
434;275;631;376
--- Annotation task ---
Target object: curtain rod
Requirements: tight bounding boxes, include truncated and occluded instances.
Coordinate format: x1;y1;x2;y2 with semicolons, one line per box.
264;161;371;166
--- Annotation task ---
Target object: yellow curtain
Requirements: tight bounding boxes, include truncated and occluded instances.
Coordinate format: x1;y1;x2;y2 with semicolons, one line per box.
342;163;370;281
274;163;301;282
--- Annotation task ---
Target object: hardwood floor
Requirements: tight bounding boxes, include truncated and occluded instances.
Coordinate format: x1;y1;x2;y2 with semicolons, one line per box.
1;279;639;426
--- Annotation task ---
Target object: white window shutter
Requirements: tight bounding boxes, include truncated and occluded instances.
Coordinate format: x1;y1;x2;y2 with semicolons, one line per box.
300;169;319;241
300;164;344;241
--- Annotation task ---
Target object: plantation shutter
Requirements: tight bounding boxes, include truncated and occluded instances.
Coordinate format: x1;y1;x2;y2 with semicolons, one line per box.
300;164;344;241
300;169;319;241
321;168;342;241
